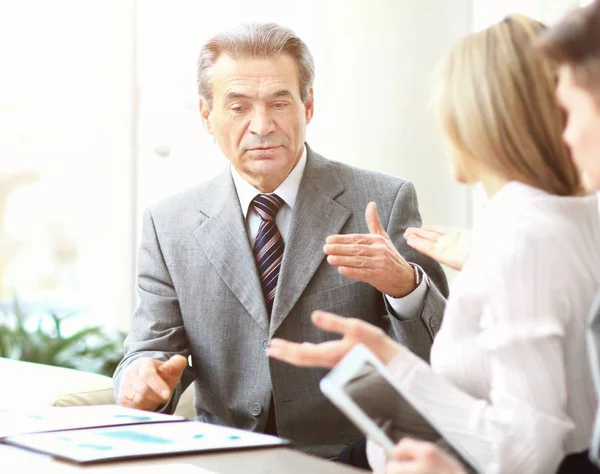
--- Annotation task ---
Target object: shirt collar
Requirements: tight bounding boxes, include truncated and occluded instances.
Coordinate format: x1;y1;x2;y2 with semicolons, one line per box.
230;145;307;218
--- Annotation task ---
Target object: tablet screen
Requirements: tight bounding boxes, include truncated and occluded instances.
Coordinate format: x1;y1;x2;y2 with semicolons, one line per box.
340;359;480;473
341;360;441;445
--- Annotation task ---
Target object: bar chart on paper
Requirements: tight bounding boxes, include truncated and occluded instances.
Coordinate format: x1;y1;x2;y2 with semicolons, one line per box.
3;420;291;464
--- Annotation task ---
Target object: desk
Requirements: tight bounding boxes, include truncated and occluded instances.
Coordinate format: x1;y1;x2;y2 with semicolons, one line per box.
2;444;367;473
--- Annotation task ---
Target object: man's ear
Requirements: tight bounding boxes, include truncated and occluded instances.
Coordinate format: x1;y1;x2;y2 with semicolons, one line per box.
304;87;314;125
199;99;213;135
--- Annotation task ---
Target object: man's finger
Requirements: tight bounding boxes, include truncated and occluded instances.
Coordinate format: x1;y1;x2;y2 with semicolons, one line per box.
128;377;169;406
337;265;373;282
323;243;377;257
119;387;140;409
365;202;387;236
161;354;188;374
327;254;374;269
136;360;172;400
142;375;172;402
157;355;187;388
326;234;377;245
119;383;139;405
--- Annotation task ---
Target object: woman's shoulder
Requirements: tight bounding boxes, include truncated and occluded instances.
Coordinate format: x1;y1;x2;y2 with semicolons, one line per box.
474;182;599;251
466;194;599;293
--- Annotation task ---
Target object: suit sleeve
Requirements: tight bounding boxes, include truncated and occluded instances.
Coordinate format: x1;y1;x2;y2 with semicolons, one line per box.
113;208;194;413
381;180;448;362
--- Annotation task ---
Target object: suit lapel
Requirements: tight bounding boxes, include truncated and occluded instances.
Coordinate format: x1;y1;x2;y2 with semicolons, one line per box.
270;149;350;336
192;169;269;330
588;291;600;393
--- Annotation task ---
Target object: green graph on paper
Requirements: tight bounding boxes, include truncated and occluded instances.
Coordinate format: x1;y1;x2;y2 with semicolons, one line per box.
99;430;174;444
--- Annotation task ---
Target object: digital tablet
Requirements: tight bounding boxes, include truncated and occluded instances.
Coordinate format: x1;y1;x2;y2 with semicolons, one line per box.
320;343;481;472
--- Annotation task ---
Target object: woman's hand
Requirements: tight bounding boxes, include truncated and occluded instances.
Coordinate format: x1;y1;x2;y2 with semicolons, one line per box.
387;438;467;474
267;310;404;368
404;225;471;271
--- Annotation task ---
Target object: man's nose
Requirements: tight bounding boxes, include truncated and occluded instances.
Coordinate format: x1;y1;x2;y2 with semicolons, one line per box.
248;108;276;136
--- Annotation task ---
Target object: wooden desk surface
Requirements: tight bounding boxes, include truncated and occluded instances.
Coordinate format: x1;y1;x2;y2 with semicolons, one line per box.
3;444;368;474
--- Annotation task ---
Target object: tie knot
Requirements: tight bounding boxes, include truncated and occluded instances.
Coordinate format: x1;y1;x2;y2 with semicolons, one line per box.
252;194;285;222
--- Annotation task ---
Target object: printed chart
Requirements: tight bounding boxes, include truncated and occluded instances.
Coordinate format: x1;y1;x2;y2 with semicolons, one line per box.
4;420;290;463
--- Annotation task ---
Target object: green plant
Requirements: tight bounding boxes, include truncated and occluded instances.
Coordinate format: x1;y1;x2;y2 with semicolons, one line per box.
0;295;126;377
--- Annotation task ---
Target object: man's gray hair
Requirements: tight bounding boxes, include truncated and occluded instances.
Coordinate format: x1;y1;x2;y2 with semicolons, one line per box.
197;22;315;109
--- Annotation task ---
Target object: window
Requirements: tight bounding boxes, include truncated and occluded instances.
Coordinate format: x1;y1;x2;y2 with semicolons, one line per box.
0;1;136;330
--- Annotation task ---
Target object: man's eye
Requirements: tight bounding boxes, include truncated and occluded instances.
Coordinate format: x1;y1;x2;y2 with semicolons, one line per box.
273;102;288;109
231;106;245;113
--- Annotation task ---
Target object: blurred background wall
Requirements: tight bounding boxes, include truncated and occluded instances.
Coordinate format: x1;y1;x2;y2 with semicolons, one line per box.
0;0;585;331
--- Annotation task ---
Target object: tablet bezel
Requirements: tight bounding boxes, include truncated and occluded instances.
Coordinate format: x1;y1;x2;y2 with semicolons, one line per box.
320;343;481;471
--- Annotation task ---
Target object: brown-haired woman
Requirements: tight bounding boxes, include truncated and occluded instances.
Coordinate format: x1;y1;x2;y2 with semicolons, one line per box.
539;1;600;471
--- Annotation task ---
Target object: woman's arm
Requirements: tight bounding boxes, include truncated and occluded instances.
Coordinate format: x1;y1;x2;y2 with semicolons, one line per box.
381;233;575;473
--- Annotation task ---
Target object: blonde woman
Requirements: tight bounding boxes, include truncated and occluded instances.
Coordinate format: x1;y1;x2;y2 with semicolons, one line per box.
268;14;600;474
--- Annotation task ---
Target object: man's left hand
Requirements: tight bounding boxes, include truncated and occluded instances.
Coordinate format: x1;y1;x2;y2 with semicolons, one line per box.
324;202;415;298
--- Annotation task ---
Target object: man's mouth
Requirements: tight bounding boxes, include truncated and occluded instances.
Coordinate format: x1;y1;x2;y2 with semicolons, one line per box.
250;145;280;151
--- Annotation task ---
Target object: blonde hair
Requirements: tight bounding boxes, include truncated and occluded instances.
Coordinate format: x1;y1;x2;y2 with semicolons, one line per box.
434;14;582;196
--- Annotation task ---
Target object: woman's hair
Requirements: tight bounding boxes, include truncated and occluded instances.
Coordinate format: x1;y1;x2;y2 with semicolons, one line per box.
433;14;582;196
537;0;600;105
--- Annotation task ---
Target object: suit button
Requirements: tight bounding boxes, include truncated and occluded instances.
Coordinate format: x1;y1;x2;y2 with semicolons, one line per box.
251;403;262;416
262;340;269;351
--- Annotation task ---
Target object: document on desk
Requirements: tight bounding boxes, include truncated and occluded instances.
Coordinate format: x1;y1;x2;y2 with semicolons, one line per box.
94;464;218;474
3;420;291;464
0;405;185;439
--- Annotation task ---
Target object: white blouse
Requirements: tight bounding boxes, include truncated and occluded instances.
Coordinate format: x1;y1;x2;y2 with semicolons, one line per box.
368;181;600;474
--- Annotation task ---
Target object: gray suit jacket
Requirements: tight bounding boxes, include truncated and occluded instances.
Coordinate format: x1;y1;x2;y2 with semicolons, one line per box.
114;146;448;458
588;293;600;468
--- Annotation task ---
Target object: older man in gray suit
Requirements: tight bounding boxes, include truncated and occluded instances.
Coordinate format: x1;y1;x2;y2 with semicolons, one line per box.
113;22;448;460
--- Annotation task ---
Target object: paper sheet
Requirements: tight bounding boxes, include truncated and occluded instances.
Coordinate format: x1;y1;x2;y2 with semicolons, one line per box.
5;420;289;464
0;405;184;438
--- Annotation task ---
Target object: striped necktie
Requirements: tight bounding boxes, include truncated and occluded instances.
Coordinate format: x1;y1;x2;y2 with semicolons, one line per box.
251;194;285;317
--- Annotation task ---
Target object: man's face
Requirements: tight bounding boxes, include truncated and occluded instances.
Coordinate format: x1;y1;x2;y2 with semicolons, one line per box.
200;53;314;192
557;65;600;190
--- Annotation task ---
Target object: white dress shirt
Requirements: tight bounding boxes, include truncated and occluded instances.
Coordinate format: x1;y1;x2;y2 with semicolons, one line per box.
367;181;600;474
229;145;427;318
